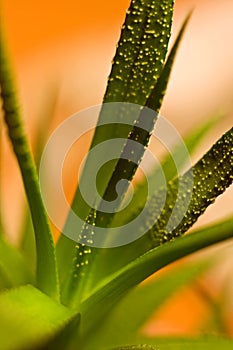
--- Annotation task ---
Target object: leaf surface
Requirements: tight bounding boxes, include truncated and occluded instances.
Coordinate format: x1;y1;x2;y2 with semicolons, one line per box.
79;217;233;337
0;236;33;289
58;0;176;303
0;285;79;350
83;259;212;349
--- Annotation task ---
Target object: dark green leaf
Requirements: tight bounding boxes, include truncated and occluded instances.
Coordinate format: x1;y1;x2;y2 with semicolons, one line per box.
59;0;176;305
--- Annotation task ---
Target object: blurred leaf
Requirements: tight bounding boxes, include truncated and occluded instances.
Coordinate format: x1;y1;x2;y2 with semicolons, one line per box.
19;213;36;274
0;33;59;300
0;285;78;350
79;217;233;338
110;346;156;350
0;235;33;289
19;87;58;271
133;337;233;350
84;259;212;349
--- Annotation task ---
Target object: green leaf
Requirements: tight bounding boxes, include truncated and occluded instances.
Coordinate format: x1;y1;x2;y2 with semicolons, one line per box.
148;126;233;244
133;337;233;350
110;346;156;350
79;217;233;338
110;126;233;273
93;11;191;229
121;112;224;223
83;259;212;349
60;2;188;306
0;236;33;289
0;285;79;350
57;0;175;290
79;116;228;288
19;88;58;272
65;0;175;221
0;34;59;299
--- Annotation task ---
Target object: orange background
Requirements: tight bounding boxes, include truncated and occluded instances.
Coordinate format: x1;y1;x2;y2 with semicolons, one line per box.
1;0;233;338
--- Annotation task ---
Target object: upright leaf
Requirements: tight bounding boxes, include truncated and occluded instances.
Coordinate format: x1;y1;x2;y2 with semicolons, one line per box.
19;88;58;270
58;0;175;301
63;15;199;296
0;34;59;300
63;0;175;227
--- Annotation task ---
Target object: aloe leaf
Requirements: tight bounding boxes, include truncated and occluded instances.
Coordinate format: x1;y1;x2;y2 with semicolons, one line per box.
19;88;58;270
60;5;189;306
0;236;33;289
92;126;233;283
83;259;212;349
95;12;191;226
66;0;175;219
0;35;59;299
79;217;233;337
110;346;156;350
132;337;233;350
0;118;3;239
38;314;81;350
150;126;233;243
0;285;79;350
57;0;175;282
111;113;223;230
81;21;215;289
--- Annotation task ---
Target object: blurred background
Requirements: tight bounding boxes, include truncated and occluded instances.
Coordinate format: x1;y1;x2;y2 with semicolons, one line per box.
1;0;233;339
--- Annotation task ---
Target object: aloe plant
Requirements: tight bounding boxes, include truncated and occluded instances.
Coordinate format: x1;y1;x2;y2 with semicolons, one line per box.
0;1;233;349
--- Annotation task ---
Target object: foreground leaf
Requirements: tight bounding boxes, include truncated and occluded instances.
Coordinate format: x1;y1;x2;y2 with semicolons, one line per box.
134;337;233;350
79;217;233;338
0;285;78;350
110;346;156;350
84;259;211;349
0;33;59;299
